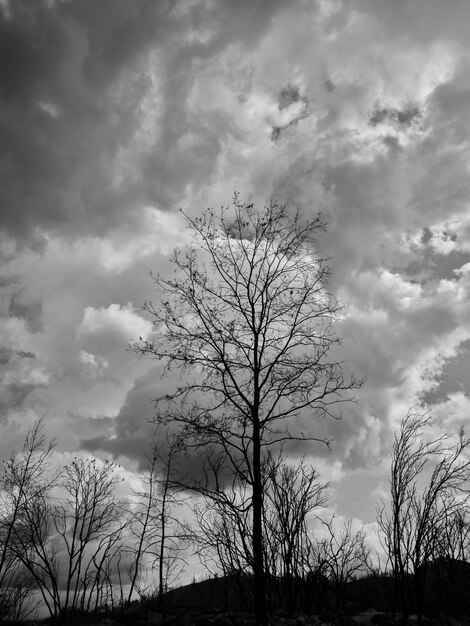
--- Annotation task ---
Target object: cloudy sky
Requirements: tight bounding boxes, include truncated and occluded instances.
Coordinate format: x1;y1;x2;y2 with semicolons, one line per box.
1;0;470;543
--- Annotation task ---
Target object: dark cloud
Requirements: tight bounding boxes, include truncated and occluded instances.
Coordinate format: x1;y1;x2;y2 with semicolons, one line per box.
79;365;222;487
79;360;332;485
81;346;372;479
0;382;36;417
0;0;168;242
66;413;115;449
0;0;299;244
421;226;433;245
18;350;35;359
271;83;309;141
403;246;470;284
0;3;68;105
9;294;43;332
323;78;335;93
1;0;470;530
279;83;301;110
369;104;421;127
80;363;171;466
0;346;12;365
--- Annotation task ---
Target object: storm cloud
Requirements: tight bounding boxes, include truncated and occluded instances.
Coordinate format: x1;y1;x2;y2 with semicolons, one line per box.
1;0;470;526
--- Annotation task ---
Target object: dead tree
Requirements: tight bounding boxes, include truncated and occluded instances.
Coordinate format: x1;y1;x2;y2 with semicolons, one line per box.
186;453;328;614
0;418;55;620
263;454;328;613
126;430;186;615
7;448;127;624
134;196;362;625
312;515;371;616
377;409;470;625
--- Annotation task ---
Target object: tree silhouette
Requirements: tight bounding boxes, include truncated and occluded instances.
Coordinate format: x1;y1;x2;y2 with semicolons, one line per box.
377;409;470;624
187;453;328;613
312;515;371;616
2;422;129;624
135;195;362;625
0;418;54;620
127;430;186;615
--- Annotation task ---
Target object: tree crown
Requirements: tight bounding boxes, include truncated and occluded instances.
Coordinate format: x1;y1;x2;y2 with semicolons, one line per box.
135;196;361;453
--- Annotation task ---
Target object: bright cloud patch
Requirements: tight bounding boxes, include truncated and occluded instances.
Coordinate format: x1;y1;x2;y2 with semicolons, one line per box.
77;303;152;355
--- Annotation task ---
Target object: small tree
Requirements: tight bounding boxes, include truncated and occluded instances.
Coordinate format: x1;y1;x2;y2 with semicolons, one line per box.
6;444;127;624
312;515;371;616
377;409;470;624
263;454;328;613
126;430;186;615
134;196;362;624
187;453;328;614
0;418;55;620
183;454;256;611
435;506;470;562
53;458;127;622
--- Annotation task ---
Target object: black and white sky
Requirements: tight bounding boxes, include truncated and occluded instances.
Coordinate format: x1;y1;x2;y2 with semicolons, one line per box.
1;0;470;539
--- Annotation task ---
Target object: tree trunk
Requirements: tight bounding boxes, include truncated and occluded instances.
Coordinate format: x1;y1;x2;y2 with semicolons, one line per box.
252;416;267;626
415;567;424;626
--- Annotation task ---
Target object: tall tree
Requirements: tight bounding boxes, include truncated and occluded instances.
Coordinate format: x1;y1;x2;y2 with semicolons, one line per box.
135;196;362;625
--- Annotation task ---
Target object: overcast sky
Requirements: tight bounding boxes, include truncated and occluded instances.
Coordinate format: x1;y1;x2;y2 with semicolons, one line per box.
1;0;470;540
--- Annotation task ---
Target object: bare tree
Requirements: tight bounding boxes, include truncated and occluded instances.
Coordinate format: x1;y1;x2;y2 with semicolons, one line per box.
127;431;186;615
377;409;470;624
185;453;328;614
263;454;328;613
0;559;36;622
134;196;362;624
435;506;470;562
312;515;371;616
53;458;127;622
84;524;125;616
6;449;128;624
183;455;255;610
0;418;56;620
126;447;160;607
